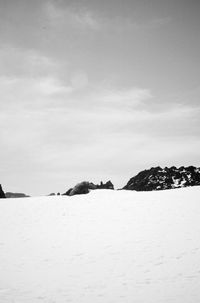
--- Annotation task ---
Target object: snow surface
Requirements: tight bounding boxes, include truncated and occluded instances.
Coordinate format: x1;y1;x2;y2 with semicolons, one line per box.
0;187;200;303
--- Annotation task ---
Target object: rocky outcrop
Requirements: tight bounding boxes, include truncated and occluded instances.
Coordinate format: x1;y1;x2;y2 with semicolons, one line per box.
123;166;200;191
5;192;30;198
0;184;6;198
96;181;114;190
64;180;114;196
64;181;96;196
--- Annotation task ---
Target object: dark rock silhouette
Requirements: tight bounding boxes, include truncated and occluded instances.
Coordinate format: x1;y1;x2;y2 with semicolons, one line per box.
123;166;200;191
64;180;114;196
64;188;73;196
0;184;6;198
64;182;96;196
96;181;114;190
5;192;30;198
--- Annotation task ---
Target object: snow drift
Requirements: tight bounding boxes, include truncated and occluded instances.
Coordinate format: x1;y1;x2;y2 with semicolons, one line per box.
0;187;200;302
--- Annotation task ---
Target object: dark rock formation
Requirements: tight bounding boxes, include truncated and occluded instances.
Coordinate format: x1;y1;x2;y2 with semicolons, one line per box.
123;166;200;191
5;192;30;198
64;188;73;196
64;180;114;196
64;181;96;196
0;184;6;198
96;181;114;190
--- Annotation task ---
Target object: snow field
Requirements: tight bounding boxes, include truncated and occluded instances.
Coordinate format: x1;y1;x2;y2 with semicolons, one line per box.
0;187;200;302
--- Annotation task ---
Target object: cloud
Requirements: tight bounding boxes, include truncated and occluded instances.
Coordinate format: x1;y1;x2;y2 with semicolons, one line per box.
59;86;152;113
44;1;170;35
37;77;73;95
96;88;152;108
44;1;100;31
0;47;74;110
70;70;89;89
0;46;59;78
0;76;73;110
149;17;171;28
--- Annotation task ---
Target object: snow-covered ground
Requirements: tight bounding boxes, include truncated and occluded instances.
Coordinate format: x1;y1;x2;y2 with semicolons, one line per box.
0;187;200;303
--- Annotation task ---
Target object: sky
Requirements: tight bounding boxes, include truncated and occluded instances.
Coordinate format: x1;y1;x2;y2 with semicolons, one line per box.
0;0;200;195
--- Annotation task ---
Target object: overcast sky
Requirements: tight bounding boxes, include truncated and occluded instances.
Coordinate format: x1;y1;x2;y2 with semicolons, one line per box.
0;0;200;195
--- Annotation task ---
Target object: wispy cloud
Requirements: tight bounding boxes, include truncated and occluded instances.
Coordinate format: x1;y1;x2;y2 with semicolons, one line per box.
44;1;170;34
95;88;152;108
0;47;74;109
0;46;59;78
44;1;101;31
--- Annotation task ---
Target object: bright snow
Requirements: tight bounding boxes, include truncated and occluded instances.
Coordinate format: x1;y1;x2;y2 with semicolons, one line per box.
0;187;200;303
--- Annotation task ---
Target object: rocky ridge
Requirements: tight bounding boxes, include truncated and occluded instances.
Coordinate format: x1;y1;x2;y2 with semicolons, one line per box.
123;166;200;191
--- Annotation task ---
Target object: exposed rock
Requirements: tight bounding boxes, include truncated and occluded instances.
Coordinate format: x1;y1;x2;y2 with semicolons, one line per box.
96;181;114;190
5;192;30;198
123;166;200;191
64;181;96;196
64;188;73;196
64;180;114;196
0;184;6;198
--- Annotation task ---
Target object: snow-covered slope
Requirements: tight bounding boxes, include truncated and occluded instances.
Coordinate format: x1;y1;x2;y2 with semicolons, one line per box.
0;187;200;303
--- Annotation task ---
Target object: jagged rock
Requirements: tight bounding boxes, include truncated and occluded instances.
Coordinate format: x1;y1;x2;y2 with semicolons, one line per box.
64;180;114;196
5;192;30;198
96;181;114;190
0;184;6;198
123;166;200;191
